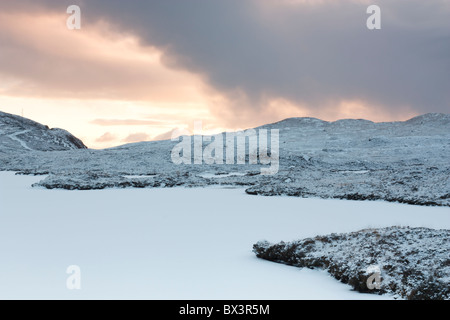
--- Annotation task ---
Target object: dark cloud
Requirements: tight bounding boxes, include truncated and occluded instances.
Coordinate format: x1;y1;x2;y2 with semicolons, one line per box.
82;0;450;117
3;0;450;119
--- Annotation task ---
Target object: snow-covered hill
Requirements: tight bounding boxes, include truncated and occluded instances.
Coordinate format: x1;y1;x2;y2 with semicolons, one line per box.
0;111;86;152
0;111;449;206
253;226;450;300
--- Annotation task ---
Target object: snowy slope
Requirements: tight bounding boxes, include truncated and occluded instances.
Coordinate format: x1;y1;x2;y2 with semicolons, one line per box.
0;112;449;206
0;111;86;152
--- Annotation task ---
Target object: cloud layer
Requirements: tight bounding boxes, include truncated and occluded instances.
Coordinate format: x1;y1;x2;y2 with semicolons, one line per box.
0;0;449;146
79;0;450;120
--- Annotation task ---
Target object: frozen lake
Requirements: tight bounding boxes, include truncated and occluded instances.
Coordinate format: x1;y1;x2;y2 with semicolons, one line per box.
0;171;449;299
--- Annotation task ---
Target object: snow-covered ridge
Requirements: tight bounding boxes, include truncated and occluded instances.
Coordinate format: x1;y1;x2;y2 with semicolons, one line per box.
260;113;450;129
1;111;449;206
253;226;450;300
0;110;86;152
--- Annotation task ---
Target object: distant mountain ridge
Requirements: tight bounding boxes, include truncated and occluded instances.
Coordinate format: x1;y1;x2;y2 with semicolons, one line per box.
259;113;450;129
1;110;449;152
0;110;87;152
0;110;449;207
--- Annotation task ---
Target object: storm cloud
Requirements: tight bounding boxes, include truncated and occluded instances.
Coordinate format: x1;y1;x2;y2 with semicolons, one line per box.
2;0;449;124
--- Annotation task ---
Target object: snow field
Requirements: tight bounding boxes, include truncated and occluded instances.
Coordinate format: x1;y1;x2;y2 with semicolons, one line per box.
0;172;448;299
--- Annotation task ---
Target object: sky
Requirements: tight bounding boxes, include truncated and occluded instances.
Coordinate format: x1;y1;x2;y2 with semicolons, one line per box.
0;0;449;148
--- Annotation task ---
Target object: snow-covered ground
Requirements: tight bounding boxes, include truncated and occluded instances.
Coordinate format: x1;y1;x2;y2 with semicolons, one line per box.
3;113;449;207
1;171;449;299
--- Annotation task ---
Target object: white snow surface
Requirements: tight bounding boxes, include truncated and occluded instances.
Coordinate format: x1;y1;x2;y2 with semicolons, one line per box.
198;172;247;179
1;171;449;299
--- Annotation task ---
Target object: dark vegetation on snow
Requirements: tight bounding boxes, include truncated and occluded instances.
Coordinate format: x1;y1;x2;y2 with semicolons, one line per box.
253;226;450;300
